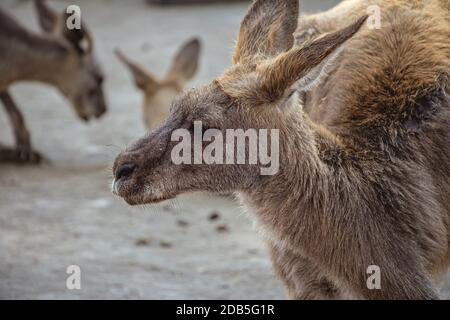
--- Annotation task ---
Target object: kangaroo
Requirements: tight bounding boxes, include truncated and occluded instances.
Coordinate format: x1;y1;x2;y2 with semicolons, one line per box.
0;0;106;163
112;0;450;299
116;38;201;130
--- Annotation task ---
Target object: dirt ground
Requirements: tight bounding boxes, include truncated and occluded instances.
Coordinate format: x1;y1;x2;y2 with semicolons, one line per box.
1;0;449;300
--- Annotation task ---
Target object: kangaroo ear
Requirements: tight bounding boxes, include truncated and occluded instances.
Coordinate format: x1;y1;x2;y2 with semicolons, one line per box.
34;0;59;33
166;38;201;85
233;0;299;64
115;49;159;92
257;15;368;104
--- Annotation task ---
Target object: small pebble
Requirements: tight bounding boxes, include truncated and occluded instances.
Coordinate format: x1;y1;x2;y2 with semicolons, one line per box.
159;241;172;248
135;239;150;247
216;224;229;233
209;211;221;221
177;219;189;227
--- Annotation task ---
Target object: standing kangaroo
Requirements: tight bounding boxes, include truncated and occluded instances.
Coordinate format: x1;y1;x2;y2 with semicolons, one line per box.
112;0;450;299
116;38;201;130
0;0;106;163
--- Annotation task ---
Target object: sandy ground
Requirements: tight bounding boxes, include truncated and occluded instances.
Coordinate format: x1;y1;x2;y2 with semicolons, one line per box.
1;0;449;300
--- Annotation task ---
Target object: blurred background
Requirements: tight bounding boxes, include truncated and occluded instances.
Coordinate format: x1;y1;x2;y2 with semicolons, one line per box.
2;0;447;300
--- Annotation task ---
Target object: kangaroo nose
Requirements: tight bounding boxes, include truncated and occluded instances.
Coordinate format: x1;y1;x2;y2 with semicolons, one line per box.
115;162;137;181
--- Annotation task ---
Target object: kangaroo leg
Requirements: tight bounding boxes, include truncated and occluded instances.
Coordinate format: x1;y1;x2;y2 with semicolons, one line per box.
0;91;42;163
267;242;345;300
268;241;439;300
354;256;441;300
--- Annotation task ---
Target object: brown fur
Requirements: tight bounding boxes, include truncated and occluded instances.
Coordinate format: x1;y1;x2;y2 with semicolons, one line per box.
113;0;450;299
0;0;105;163
116;38;201;129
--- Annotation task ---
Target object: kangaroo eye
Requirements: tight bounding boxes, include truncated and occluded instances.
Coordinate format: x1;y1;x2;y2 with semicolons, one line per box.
88;88;97;97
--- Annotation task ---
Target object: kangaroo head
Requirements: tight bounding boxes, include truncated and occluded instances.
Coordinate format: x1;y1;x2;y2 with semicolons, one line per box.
34;0;106;121
112;0;366;205
116;38;201;129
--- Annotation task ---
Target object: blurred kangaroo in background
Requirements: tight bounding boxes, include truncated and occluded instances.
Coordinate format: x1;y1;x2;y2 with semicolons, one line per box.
113;0;450;299
116;38;201;130
0;0;106;163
